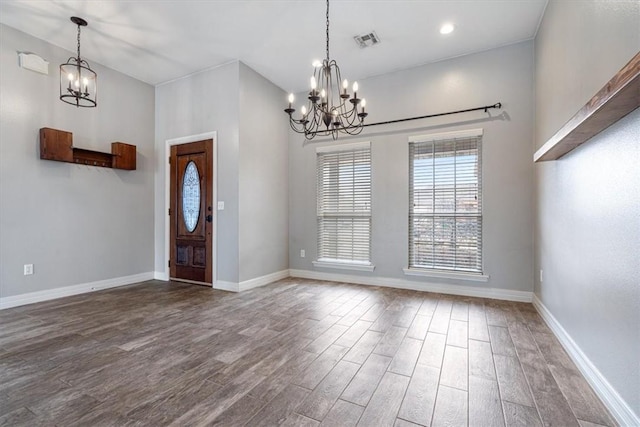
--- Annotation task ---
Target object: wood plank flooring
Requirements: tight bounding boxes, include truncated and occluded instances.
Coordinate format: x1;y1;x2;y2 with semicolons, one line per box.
0;278;617;426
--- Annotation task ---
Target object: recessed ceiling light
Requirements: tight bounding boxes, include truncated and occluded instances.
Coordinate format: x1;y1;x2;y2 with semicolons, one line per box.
440;23;455;35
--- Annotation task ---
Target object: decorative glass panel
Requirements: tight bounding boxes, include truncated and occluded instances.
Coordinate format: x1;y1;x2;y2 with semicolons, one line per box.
182;161;200;232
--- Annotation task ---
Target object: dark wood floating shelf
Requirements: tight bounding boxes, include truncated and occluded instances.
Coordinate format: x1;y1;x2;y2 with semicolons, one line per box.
534;51;640;162
40;127;136;170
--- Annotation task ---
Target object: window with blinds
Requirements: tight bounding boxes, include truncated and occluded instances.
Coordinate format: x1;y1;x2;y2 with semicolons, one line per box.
409;132;482;273
317;142;371;264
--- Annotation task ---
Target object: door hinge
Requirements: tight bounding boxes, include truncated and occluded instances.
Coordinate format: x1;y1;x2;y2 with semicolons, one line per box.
168;208;171;216
168;156;171;164
168;260;171;267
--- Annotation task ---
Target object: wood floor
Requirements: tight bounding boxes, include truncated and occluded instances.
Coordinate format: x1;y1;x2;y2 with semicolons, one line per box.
0;278;616;427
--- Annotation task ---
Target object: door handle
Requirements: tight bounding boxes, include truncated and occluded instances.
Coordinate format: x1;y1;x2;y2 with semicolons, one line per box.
206;214;213;223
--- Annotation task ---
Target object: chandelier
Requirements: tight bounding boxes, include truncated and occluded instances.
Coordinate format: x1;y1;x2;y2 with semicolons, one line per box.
285;0;367;140
60;17;97;108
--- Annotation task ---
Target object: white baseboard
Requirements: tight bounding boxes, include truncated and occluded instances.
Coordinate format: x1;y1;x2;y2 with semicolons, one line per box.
0;272;155;310
212;269;290;293
213;280;239;292
154;271;169;281
239;269;290;292
533;295;639;427
289;269;532;302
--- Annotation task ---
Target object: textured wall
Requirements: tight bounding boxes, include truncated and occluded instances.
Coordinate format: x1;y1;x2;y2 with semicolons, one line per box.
534;0;640;418
289;41;535;293
0;24;155;298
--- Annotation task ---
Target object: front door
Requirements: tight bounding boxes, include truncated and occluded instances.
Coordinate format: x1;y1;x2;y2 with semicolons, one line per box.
170;139;213;285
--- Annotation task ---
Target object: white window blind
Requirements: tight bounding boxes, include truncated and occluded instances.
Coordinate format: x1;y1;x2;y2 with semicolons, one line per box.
409;132;483;273
317;143;371;264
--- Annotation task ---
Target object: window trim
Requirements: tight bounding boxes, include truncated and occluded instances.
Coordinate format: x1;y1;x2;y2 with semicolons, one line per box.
408;128;485;275
403;267;489;282
313;259;376;272
408;128;484;143
316;141;371;154
315;141;373;268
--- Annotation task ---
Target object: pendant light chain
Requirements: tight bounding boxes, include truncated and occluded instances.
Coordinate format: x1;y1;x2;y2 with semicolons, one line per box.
325;0;330;61
76;23;82;60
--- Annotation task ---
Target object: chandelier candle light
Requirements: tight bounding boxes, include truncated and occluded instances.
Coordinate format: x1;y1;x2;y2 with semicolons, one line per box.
60;17;97;107
285;0;367;140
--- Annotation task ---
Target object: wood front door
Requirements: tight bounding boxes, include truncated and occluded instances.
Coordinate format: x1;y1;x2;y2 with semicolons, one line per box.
170;139;213;285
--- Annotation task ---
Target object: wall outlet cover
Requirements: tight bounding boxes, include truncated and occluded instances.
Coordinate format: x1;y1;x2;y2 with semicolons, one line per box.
24;264;34;275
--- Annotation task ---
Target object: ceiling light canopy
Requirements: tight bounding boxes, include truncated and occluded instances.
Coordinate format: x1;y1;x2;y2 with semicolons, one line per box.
440;23;455;35
60;16;97;108
285;0;367;140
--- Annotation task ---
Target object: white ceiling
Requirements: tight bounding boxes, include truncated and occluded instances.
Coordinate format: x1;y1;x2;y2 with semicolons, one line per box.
0;0;548;93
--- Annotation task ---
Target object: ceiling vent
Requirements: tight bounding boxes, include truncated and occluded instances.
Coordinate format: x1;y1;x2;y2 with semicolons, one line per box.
354;31;381;48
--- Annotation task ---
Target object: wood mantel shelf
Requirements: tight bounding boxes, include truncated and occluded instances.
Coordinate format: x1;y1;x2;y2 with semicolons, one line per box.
40;127;136;170
534;51;640;162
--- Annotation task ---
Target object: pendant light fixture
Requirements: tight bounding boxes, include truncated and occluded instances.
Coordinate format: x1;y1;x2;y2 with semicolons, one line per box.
60;17;97;108
285;0;367;140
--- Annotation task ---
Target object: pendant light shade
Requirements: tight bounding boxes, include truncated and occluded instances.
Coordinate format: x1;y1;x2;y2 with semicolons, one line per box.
60;17;97;108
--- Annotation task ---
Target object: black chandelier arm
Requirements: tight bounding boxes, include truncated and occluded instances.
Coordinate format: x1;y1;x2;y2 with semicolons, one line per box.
288;109;319;136
288;120;305;134
64;57;92;68
337;124;364;137
286;93;366;139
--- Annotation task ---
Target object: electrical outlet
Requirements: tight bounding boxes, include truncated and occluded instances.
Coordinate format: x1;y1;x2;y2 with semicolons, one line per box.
540;269;543;282
24;264;34;275
300;249;306;258
217;201;225;210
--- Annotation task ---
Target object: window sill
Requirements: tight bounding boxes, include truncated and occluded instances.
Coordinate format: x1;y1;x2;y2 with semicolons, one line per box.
403;268;489;282
313;260;376;272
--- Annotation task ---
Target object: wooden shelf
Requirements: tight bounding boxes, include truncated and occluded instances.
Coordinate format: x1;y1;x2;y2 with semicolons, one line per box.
40;128;136;170
534;52;640;162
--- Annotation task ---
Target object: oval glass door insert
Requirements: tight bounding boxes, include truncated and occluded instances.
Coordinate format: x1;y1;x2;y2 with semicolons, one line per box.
182;161;201;232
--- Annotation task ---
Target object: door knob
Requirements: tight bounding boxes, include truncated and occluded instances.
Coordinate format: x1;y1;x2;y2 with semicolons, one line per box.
206;214;213;223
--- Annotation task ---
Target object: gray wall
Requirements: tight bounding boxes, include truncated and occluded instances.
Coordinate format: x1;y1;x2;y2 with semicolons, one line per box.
534;0;640;417
155;61;288;284
238;63;289;282
0;24;155;298
289;41;535;293
155;61;240;283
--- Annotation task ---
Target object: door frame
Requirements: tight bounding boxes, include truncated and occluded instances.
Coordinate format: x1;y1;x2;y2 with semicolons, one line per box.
164;131;217;285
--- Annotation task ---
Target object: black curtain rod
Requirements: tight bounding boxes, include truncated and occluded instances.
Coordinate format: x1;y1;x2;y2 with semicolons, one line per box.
362;102;502;128
311;102;503;136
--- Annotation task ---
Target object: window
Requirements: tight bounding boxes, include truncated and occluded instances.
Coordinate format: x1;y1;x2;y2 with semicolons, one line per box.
315;142;372;269
408;130;483;274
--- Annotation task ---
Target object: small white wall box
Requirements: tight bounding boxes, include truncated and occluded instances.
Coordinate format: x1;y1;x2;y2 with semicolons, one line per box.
18;52;49;75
